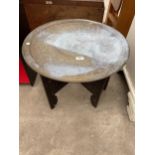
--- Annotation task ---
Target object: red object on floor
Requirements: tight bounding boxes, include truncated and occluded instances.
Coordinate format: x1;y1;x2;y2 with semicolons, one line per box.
19;58;30;84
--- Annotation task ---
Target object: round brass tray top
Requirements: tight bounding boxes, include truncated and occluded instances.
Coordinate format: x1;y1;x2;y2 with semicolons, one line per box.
22;19;129;82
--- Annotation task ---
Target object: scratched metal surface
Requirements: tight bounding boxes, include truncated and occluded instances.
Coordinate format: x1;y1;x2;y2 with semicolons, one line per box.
22;19;129;82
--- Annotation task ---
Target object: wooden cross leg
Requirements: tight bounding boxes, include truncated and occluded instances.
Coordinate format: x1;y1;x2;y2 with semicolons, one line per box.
41;76;67;109
41;75;110;109
82;77;110;107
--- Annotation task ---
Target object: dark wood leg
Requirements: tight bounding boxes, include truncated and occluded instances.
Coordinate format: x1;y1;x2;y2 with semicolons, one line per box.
82;77;110;107
20;55;37;86
41;75;67;109
117;70;124;75
103;77;110;90
90;93;101;107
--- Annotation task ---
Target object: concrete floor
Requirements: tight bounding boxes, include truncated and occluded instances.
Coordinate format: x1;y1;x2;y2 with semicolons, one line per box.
19;73;134;155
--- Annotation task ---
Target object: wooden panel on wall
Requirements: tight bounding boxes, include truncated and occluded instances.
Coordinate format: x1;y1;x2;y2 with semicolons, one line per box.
115;0;135;37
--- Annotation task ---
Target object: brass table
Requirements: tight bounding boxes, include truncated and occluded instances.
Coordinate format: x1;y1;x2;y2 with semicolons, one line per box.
22;19;129;109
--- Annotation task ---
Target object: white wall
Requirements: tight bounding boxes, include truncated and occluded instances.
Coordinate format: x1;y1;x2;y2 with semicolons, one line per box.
126;17;135;88
123;17;135;121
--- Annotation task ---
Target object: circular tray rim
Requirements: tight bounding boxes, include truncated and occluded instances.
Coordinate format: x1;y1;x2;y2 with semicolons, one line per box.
22;19;129;83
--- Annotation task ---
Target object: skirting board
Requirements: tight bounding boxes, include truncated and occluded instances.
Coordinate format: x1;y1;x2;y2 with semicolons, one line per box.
123;66;135;122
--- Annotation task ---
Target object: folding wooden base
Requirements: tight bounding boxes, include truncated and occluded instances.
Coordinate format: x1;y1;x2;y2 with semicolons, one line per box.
41;75;110;109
